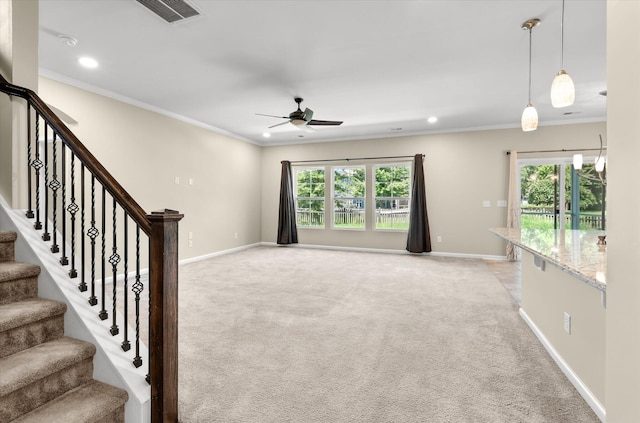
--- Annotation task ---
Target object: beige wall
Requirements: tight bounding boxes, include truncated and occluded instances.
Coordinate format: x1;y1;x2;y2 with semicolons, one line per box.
605;1;640;421
521;250;605;406
261;122;606;256
38;77;262;260
0;0;38;208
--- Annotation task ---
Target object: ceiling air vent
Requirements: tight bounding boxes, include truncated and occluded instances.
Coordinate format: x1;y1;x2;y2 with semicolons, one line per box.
136;0;200;23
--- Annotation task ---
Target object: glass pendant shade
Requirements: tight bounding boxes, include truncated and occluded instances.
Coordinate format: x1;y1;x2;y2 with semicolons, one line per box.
573;154;583;170
551;70;575;108
595;156;606;172
521;104;538;132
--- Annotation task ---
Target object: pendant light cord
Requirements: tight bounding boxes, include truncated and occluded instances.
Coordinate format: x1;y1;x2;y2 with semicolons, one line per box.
560;0;565;69
528;27;532;104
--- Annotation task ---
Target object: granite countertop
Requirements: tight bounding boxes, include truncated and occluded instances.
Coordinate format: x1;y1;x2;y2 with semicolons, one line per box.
490;227;607;292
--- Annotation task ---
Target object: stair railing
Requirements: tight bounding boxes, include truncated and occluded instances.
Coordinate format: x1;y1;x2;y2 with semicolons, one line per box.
0;74;180;422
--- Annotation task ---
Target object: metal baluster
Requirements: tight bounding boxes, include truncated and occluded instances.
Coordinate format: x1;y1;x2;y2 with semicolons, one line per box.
87;174;98;305
60;142;68;265
122;214;131;351
78;164;87;290
109;198;120;335
146;238;150;384
49;132;60;253
99;186;108;321
132;225;143;368
42;124;50;241
33;115;42;230
68;154;78;278
26;104;34;219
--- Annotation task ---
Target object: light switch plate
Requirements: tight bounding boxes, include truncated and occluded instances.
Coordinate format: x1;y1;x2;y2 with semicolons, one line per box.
482;200;491;208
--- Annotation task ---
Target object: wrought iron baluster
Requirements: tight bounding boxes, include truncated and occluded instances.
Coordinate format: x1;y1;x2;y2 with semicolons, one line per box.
60;142;68;265
33;115;42;230
122;214;131;351
26;104;34;219
78;164;87;289
49;132;60;253
133;225;143;368
68;154;78;277
109;198;120;335
88;174;98;305
99;186;108;321
42;124;50;241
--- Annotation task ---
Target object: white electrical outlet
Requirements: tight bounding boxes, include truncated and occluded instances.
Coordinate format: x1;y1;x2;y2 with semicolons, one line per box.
436;236;442;243
234;232;238;239
482;200;491;208
174;176;180;185
564;312;571;334
188;239;193;248
189;178;194;186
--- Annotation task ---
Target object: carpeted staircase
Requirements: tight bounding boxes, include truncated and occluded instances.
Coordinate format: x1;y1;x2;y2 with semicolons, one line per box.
0;230;128;422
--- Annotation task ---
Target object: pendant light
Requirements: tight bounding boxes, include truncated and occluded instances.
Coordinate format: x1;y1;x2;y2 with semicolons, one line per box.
550;0;575;108
521;18;540;132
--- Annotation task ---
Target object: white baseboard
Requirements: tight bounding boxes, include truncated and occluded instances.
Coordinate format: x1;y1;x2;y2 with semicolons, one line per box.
519;308;606;422
260;241;507;261
178;242;263;265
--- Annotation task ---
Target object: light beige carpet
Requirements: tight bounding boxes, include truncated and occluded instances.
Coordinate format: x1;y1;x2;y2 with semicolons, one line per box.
175;247;599;423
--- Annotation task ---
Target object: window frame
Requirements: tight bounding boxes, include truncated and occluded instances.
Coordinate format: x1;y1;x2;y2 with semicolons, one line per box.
294;166;326;229
331;165;367;231
373;162;412;232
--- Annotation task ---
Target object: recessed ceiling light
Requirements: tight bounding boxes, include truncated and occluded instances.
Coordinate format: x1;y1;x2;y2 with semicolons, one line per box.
427;116;438;124
78;57;98;69
262;132;271;138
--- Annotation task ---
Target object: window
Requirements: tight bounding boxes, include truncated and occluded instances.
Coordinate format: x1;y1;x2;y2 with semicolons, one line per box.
332;166;365;229
374;164;411;230
295;167;325;228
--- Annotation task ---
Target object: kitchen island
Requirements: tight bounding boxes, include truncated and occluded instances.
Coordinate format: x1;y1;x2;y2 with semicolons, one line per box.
491;228;606;422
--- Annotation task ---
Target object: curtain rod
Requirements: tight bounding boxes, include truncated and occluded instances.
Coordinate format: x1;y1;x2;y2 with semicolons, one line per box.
506;147;606;155
284;154;423;165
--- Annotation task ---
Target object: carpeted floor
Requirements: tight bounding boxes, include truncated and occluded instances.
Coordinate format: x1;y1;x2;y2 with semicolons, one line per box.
174;247;599;423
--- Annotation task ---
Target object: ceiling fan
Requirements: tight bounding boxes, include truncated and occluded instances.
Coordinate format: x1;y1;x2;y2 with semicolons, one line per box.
256;97;343;132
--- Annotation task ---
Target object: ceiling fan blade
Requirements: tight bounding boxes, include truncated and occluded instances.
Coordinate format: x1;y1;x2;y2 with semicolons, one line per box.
303;107;314;122
307;119;343;126
268;120;291;129
256;113;289;119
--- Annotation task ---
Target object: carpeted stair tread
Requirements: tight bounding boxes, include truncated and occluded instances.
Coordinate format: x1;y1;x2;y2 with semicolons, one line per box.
0;337;96;397
0;298;66;332
0;261;41;283
11;380;128;423
0;231;17;262
0;231;17;242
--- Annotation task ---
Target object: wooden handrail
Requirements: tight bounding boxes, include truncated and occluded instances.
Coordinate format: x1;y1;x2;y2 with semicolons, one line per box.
0;74;151;234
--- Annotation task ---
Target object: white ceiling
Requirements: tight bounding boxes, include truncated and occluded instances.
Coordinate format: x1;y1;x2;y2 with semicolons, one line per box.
38;0;606;146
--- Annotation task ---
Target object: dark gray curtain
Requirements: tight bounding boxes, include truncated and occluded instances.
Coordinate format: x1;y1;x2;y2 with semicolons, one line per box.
406;154;431;253
277;161;298;245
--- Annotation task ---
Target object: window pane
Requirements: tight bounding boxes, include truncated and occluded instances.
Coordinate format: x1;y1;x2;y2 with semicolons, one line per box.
333;166;365;229
296;168;325;227
374;164;410;230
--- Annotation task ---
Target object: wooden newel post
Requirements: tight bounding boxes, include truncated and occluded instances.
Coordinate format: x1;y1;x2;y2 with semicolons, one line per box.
148;209;184;423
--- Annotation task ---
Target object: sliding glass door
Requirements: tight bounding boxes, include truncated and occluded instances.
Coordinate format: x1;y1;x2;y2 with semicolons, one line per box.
519;158;606;230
